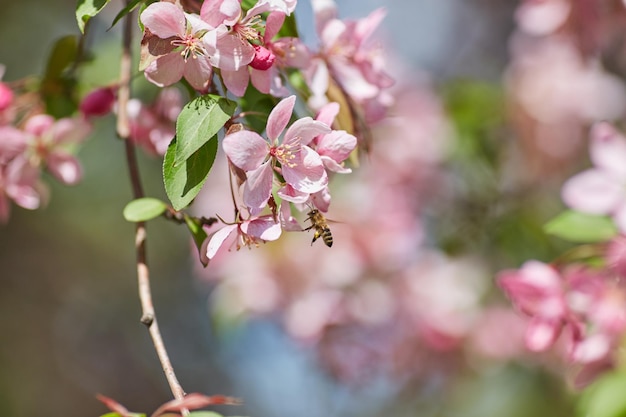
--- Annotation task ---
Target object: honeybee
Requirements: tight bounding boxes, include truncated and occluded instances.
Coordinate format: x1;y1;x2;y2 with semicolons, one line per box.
304;209;333;247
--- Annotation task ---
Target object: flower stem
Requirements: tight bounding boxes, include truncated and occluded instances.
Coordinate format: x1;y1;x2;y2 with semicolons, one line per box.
117;2;187;408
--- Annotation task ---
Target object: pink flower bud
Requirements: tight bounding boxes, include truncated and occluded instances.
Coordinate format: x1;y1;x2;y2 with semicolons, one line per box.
0;82;14;112
80;87;116;117
249;45;276;71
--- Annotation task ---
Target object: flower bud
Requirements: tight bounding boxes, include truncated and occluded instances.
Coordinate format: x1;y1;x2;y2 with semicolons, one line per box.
249;45;276;71
80;87;116;117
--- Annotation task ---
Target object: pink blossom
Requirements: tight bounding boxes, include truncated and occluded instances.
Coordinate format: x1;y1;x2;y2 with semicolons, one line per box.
561;122;626;232
23;114;92;185
222;95;330;212
202;214;282;263
140;2;214;92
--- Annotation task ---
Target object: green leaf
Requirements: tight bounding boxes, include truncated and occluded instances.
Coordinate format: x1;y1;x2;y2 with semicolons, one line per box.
76;0;110;33
544;210;618;243
276;12;299;38
164;136;218;211
184;215;209;266
109;0;144;31
577;371;626;417
41;35;79;117
99;414;144;417
175;94;236;167
123;198;168;222
188;412;225;417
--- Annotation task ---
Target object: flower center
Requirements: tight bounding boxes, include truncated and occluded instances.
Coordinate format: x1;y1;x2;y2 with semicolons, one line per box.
269;142;299;168
233;15;263;43
171;32;206;61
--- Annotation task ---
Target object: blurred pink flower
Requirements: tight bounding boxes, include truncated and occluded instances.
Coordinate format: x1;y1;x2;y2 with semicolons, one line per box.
561;122;626;232
222;95;330;213
128;87;183;156
498;260;568;351
0;156;45;223
24;114;92;185
307;0;394;109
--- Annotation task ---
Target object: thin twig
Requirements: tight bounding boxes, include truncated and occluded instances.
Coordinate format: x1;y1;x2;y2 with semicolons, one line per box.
117;2;187;407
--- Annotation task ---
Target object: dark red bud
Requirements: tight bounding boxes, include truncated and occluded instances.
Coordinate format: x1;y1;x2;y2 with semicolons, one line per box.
80;87;116;117
249;45;276;71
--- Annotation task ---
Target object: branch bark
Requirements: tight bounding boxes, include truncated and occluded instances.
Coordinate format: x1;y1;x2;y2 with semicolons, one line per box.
117;2;187;406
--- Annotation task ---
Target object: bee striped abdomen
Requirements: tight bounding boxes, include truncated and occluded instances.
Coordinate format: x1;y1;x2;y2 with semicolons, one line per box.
305;209;333;248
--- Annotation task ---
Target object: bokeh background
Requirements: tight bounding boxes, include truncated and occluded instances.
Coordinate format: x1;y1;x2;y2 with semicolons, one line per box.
0;0;590;416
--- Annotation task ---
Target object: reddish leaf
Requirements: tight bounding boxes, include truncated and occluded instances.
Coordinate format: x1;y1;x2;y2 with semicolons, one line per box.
97;394;132;417
151;393;241;417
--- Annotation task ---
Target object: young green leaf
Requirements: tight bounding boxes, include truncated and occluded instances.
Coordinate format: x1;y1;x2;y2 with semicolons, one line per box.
188;412;226;417
175;94;236;167
184;215;209;266
40;35;79;117
164;137;218;211
577;372;626;417
122;198;168;222
109;0;144;31
76;0;110;33
544;210;618;243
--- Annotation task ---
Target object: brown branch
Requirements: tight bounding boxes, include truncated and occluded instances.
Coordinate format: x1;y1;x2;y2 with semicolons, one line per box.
117;1;187;406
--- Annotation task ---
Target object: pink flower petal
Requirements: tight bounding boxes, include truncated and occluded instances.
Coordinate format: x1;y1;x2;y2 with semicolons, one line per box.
182;55;213;93
284;117;331;146
140;2;186;38
331;59;379;100
264;12;285;41
243;161;274;211
321;155;351;173
282;145;328;193
46;153;82;185
222;67;250;97
250;67;272;95
315;102;340;127
267;95;296;141
243;216;282;241
144;53;185;87
24;114;54;136
570;334;611;363
317;130;357;162
562;169;624;214
51;117;92;145
205;32;254;71
200;0;241;27
246;0;296;17
354;8;386;46
206;224;237;260
590;122;626;180
223;130;268;171
277;183;310;203
525;318;561;351
279;202;302;231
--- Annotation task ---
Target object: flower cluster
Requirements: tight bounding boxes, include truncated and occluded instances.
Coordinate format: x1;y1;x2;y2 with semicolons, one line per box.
0;65;92;222
499;258;626;387
139;0;307;96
